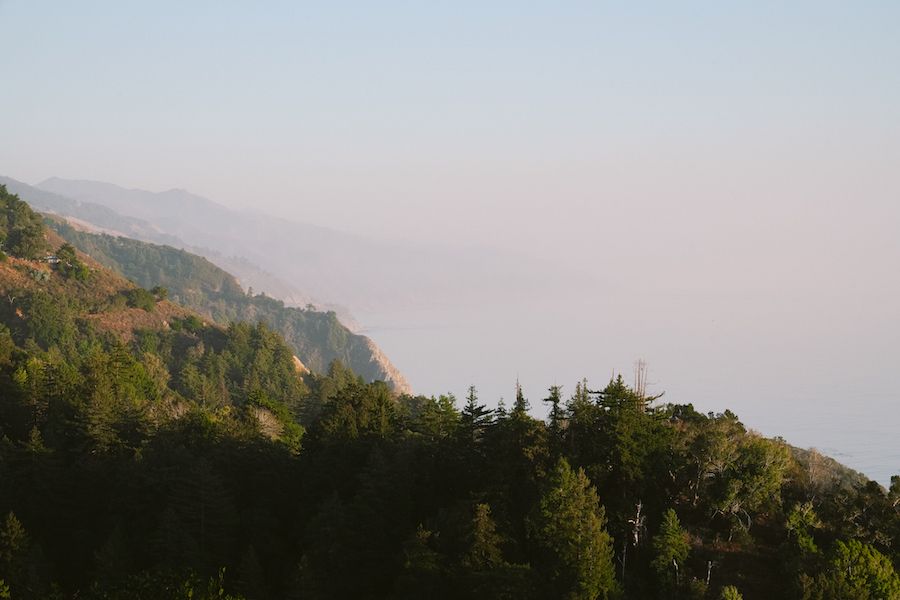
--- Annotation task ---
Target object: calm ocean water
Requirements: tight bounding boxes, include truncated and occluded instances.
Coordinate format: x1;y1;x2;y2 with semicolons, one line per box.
359;296;900;488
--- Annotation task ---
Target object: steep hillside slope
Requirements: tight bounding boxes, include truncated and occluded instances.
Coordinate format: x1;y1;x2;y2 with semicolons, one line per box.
44;216;411;394
0;176;355;323
0;184;317;424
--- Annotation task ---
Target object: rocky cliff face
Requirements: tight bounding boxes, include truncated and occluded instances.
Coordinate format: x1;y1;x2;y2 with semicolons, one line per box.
348;335;413;396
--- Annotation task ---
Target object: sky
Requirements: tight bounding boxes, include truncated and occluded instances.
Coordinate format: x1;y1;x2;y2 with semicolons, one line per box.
1;2;900;479
2;3;898;258
2;1;897;340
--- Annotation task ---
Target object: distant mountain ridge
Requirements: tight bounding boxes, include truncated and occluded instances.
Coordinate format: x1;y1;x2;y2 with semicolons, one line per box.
0;176;358;327
27;176;578;311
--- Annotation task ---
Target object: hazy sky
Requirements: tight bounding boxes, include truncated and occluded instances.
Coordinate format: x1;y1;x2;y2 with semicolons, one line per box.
3;1;898;322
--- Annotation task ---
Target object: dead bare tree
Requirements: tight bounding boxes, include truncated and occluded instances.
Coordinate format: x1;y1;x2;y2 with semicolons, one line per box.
633;359;648;402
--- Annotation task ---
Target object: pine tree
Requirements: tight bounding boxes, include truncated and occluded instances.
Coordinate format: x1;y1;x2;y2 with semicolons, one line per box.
12;357;48;433
0;512;41;597
543;385;564;433
651;509;690;594
460;503;503;570
459;385;493;446
529;458;619;600
512;380;529;416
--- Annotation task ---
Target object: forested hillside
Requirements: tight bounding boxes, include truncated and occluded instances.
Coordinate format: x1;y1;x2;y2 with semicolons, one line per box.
43;217;410;394
2;183;900;600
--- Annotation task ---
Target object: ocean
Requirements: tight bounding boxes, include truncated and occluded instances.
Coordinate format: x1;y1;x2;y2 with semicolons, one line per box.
358;294;900;488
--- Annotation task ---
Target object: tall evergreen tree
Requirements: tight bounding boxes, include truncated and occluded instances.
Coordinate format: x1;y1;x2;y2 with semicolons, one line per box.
512;380;529;416
458;385;493;446
651;508;690;595
542;385;564;433
528;458;619;600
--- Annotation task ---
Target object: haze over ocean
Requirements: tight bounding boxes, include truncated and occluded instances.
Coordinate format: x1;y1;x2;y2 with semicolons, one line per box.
2;4;898;483
358;292;900;488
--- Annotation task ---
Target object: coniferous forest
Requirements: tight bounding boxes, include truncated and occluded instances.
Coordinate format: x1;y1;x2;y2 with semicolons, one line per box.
2;184;900;600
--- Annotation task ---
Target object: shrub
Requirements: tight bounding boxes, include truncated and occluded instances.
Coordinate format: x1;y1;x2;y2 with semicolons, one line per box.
127;287;156;312
152;286;169;302
72;264;90;281
720;586;743;600
183;314;203;332
109;293;128;312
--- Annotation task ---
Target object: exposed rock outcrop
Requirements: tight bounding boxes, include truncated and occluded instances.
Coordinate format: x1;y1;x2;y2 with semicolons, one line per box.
347;336;412;396
293;355;309;374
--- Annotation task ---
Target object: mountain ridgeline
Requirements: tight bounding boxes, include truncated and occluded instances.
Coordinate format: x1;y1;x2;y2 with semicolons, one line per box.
7;176;582;311
3;183;900;600
0;176;358;325
44;216;410;395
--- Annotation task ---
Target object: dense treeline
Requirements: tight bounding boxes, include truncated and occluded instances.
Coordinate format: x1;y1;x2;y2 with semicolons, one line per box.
2;185;900;600
5;363;900;600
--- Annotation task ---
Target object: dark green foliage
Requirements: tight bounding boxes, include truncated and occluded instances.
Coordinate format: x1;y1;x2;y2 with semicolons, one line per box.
246;390;304;451
82;568;247;600
152;285;169;301
54;243;91;281
0;512;41;597
528;458;619;600
72;263;90;280
20;289;77;349
0;185;48;260
482;395;552;558
543;384;564;434
561;376;680;545
798;539;900;599
399;392;459;439
127;287;156;312
458;385;493;444
0;211;312;597
56;243;76;262
45;220;243;306
707;432;792;534
308;378;396;444
394;504;535;600
0;510;54;599
651;509;690;594
720;587;743;600
2;323;897;600
28;268;49;282
183;314;203;332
